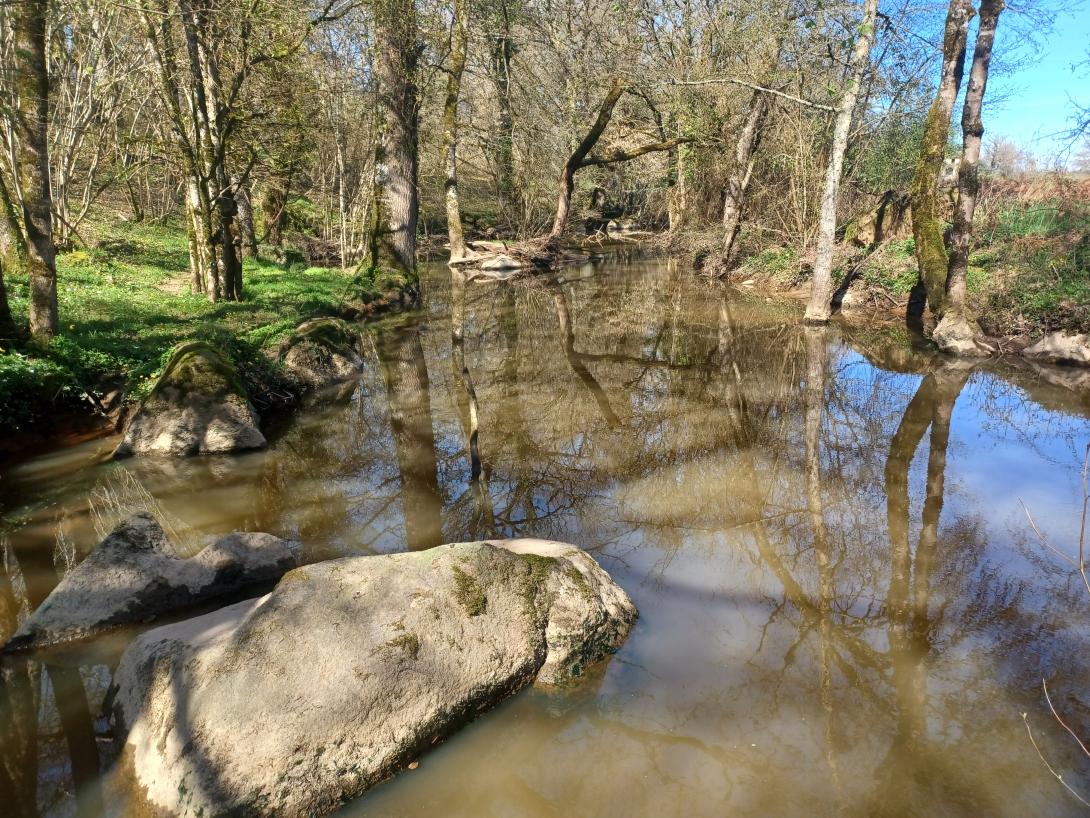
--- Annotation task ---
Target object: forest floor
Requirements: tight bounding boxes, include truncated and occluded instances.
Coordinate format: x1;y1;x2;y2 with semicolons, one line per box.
0;218;408;447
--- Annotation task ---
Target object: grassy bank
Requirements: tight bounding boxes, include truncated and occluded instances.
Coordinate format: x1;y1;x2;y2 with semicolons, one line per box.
1;219;406;433
731;176;1090;337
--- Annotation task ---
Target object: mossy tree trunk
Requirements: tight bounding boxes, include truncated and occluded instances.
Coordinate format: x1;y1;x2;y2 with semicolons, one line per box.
803;0;880;323
442;0;470;262
232;173;259;259
909;0;974;318
370;0;420;278
947;0;1004;316
0;173;27;338
11;0;58;341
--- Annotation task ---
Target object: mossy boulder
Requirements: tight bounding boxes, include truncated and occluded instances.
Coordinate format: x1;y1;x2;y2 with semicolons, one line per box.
114;341;266;457
280;318;366;389
111;538;636;817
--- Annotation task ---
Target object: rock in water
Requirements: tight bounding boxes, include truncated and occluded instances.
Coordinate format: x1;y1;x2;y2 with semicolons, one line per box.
115;342;266;457
932;312;995;357
112;539;636;818
280;318;366;389
1023;332;1090;366
3;514;296;651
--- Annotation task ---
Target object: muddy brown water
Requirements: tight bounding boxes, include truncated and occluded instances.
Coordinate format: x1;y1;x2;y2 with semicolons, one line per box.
2;257;1090;817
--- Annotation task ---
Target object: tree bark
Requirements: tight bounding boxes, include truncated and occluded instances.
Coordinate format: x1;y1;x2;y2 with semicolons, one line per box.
947;0;1004;315
488;2;519;228
12;0;58;341
803;0;880;323
442;0;469;261
910;0;975;318
722;91;769;266
0;174;26;338
370;0;420;277
232;173;259;259
261;180;287;247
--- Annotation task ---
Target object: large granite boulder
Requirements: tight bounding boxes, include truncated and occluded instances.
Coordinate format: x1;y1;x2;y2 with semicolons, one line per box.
114;342;266;458
111;538;636;817
1023;332;1090;366
280;318;366;390
4;514;296;651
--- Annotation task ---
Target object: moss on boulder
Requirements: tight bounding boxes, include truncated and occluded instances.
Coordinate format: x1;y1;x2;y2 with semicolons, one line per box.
114;341;266;457
280;317;366;390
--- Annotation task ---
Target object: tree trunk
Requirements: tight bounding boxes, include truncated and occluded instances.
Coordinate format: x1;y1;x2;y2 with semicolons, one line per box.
442;0;469;262
722;91;769;266
947;0;1003;315
370;0;420;277
232;173;259;259
489;3;519;228
803;0;880;323
910;0;975;318
12;0;58;341
261;180;287;246
549;80;627;241
0;174;26;338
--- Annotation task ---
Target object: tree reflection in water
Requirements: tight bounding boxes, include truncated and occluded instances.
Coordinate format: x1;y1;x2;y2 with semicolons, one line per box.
1;261;1090;817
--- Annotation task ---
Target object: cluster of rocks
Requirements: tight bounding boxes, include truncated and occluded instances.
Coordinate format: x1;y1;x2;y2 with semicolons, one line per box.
115;318;368;458
2;516;637;818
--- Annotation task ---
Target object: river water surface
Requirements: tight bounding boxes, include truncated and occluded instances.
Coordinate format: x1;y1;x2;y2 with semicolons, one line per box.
2;257;1090;817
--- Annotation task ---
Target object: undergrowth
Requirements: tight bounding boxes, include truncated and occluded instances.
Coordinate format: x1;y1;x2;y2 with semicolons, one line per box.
0;217;407;432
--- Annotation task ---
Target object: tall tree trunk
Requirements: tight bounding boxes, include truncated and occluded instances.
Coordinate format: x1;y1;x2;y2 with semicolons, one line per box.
0;174;26;338
489;3;519;229
947;0;1003;316
910;0;975;318
803;0;880;323
370;0;420;277
442;0;469;261
722;92;769;267
232;173;259;259
12;0;58;341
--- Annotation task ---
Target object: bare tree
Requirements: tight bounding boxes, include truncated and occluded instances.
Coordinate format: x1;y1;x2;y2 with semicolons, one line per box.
803;0;880;323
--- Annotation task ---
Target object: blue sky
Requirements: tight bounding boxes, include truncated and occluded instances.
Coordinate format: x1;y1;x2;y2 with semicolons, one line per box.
985;1;1089;160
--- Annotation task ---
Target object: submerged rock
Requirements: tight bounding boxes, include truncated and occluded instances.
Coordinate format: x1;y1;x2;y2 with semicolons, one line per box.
4;514;296;652
114;342;266;458
112;539;636;818
280;318;366;389
1023;331;1090;366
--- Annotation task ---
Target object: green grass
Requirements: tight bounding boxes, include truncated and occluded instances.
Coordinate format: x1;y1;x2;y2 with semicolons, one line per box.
1;218;401;430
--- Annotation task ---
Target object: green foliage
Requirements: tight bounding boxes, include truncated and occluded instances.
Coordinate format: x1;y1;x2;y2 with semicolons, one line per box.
740;247;799;282
0;218;391;427
983;201;1079;242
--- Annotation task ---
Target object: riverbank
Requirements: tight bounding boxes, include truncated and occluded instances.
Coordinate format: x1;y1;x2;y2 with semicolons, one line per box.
0;219;414;457
675;174;1090;345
